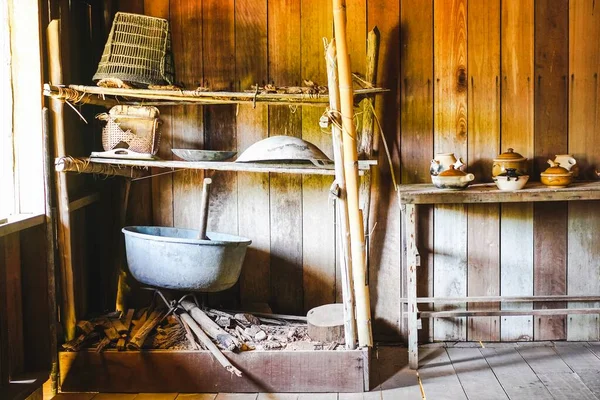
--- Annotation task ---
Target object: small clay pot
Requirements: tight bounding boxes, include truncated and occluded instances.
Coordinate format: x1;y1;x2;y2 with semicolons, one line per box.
492;148;528;178
540;161;573;188
431;165;475;190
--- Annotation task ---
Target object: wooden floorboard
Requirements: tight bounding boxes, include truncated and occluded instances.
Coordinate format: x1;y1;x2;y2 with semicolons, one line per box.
553;343;600;397
446;347;508;400
134;395;178;400
516;345;572;373
480;348;553;400
176;395;218;400
214;394;258;400
536;373;598;400
371;347;422;399
51;394;96;400
417;348;467;400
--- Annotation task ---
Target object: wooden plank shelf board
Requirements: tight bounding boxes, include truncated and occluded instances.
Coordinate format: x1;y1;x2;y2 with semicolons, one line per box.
58;348;370;393
57;157;376;176
43;84;389;107
399;181;600;204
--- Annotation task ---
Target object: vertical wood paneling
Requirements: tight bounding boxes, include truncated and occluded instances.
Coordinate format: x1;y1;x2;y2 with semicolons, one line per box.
568;0;600;341
235;0;271;307
0;237;7;385
400;0;434;342
467;0;501;342
268;0;303;315
368;0;401;339
533;0;569;341
145;0;173;228
300;0;335;311
500;0;535;341
204;0;238;308
171;0;204;230
433;0;468;341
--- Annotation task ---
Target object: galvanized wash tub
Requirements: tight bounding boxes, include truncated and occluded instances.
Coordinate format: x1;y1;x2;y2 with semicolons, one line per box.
122;226;252;292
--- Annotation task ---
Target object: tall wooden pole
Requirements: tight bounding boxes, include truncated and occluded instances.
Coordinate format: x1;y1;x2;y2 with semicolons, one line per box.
47;19;77;341
325;40;357;349
332;0;373;347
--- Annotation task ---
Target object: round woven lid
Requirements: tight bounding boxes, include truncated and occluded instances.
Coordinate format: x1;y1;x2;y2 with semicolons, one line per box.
541;163;571;176
494;148;527;161
439;165;467;177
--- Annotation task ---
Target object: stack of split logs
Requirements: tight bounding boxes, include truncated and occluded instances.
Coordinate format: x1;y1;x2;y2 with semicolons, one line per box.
322;0;379;349
62;303;336;377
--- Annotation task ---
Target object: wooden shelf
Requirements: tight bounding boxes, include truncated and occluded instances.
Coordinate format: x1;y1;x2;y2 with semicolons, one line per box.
57;157;376;176
398;181;600;204
43;84;389;107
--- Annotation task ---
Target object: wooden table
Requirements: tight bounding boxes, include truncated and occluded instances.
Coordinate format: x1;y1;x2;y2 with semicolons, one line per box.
399;181;600;369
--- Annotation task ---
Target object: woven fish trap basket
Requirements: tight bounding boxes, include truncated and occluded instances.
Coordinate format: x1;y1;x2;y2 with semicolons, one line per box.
97;105;161;154
93;12;175;87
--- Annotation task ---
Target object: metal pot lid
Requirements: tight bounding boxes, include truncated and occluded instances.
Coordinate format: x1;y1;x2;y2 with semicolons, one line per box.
494;148;527;162
235;136;332;167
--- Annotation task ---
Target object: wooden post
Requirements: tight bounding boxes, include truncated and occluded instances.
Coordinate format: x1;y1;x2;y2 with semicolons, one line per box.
332;0;373;347
47;19;77;341
197;178;212;240
404;204;419;369
115;179;132;312
325;39;357;350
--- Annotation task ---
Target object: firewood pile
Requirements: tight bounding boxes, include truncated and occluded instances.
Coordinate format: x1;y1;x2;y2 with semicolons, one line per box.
62;304;340;354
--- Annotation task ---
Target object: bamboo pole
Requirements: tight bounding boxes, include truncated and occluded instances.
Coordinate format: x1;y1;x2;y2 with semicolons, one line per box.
115;179;132;312
55;156;146;178
332;0;373;347
47;19;77;341
325;39;357;350
358;28;380;243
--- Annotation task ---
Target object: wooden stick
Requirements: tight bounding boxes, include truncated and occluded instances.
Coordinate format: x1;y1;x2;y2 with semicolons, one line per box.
181;300;241;351
115;178;132;312
55;156;146;178
325;39;357;350
127;310;164;350
179;311;242;377
42;107;59;396
47;19;77;342
43;84;118;108
332;0;373;347
358;28;381;244
175;314;199;350
197;178;212;240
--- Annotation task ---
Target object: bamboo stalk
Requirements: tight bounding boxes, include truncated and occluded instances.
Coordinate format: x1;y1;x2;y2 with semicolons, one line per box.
181;300;241;351
325;39;357;350
197;178;212;240
55;156;146;178
47;19;77;342
358;28;381;242
332;0;373;347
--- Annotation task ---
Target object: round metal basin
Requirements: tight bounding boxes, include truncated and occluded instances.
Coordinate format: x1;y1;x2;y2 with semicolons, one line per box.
122;226;252;292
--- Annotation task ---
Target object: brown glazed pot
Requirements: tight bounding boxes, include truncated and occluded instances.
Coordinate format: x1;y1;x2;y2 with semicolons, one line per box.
492;148;528;178
540;161;573;188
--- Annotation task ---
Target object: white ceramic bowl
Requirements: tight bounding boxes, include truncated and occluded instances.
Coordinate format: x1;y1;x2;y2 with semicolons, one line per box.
494;175;529;191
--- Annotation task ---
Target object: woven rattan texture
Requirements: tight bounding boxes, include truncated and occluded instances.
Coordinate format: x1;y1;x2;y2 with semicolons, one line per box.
93;12;175;87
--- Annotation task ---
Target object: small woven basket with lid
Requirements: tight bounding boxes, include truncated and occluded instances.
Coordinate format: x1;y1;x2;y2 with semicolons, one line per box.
93;12;175;87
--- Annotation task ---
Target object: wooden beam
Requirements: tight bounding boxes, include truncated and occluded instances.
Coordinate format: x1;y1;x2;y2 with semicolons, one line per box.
0;214;45;238
68;193;100;213
418;308;600;318
404;295;600;304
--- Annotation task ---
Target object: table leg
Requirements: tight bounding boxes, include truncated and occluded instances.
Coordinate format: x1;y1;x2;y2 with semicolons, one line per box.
404;203;419;369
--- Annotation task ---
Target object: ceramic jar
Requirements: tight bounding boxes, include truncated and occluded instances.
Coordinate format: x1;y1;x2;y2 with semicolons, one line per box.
553;154;578;178
540;160;573;188
430;153;465;176
431;165;475;190
494;168;529;191
492;148;528;178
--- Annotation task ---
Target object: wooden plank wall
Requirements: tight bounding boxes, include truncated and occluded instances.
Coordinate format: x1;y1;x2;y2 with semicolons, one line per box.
111;0;600;341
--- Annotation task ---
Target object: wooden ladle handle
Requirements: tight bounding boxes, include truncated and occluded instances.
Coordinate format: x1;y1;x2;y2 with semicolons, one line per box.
197;178;212;240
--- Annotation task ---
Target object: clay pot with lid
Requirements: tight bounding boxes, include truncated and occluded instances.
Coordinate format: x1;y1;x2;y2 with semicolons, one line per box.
431;165;475;190
430;153;465;176
492;148;528;178
540;160;574;188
